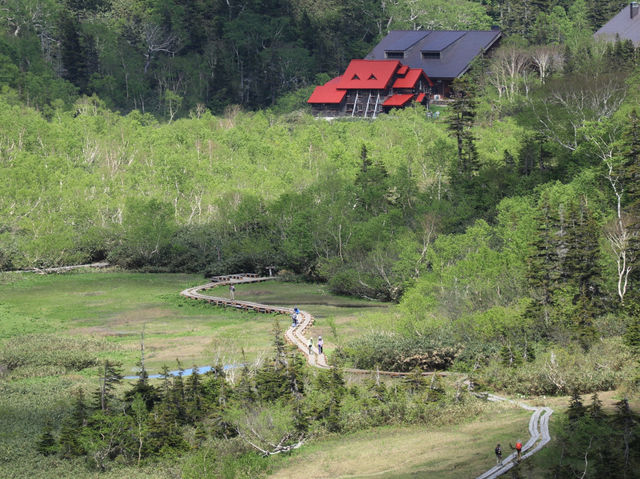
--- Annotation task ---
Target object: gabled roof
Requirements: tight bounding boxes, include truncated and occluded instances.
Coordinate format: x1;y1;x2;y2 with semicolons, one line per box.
393;68;433;88
595;3;640;45
338;60;401;89
366;29;502;79
383;94;414;107
307;78;347;104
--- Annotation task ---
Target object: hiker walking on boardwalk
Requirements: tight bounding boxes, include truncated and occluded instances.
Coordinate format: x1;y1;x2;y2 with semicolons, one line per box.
229;284;235;300
495;444;502;465
510;440;523;462
291;307;299;327
317;336;323;354
308;337;313;355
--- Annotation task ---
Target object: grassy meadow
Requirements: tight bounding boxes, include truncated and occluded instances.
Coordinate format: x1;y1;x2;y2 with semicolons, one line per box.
8;271;630;479
0;270;393;478
0;271;391;374
269;405;532;479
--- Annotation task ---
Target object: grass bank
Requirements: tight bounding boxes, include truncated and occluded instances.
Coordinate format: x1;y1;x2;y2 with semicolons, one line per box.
268;404;531;478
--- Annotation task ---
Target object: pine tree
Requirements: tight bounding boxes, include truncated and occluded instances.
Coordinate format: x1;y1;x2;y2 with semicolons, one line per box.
354;144;392;215
620;110;640;302
621;110;640;210
94;360;123;411
326;366;346;432
525;193;562;333
185;365;203;423
612;398;636;475
124;367;160;412
588;393;604;421
235;360;256;405
623;299;640;353
286;351;306;398
500;343;523;368
58;419;84;458
255;319;291;402
36;422;57;456
58;10;89;92
448;76;479;181
567;390;586;423
170;362;187;424
563;199;604;349
71;387;88;427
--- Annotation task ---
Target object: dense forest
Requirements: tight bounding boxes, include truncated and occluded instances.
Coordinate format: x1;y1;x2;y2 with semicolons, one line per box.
0;0;630;114
1;0;640;477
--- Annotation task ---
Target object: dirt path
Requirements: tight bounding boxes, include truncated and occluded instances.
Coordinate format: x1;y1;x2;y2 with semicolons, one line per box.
181;274;553;478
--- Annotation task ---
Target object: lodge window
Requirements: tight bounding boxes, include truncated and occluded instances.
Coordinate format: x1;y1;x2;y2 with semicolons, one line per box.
385;51;404;59
422;51;440;59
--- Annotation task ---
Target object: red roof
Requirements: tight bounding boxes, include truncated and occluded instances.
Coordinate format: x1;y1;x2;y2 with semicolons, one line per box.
397;65;410;75
393;68;433;88
338;59;401;89
307;83;347;104
383;94;414;107
415;93;426;102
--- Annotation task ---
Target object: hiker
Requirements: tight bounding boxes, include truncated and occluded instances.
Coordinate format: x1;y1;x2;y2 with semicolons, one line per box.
495;443;502;465
291;307;299;327
308;337;313;355
229;284;235;301
317;336;323;354
510;440;523;462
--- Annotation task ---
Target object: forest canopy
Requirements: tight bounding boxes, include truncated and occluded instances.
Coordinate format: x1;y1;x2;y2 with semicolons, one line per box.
0;0;630;116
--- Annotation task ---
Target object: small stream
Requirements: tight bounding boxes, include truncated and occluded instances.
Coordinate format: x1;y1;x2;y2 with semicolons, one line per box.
124;363;241;380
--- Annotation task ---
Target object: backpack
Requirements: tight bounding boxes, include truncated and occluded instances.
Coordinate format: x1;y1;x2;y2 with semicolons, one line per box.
515;442;522;451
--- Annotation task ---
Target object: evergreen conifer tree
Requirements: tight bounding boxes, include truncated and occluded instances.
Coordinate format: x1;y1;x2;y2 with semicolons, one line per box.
448;76;479;181
567;390;586;423
170;362;187;424
124;367;160;412
235;361;256;405
525;193;562;333
563;199;604;349
58;11;89;92
36;422;57;456
588;393;604;421
624;300;640;353
185;365;203;423
58;419;85;458
94;360;123;411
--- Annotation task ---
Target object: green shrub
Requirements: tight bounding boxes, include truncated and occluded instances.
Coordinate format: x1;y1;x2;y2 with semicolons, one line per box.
0;334;109;373
343;331;460;372
478;338;635;395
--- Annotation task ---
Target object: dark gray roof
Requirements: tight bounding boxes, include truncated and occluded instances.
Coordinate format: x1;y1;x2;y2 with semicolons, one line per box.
595;3;640;45
366;30;502;80
383;31;429;52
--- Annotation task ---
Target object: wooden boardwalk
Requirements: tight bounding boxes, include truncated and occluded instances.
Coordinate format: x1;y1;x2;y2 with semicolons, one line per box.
180;274;553;477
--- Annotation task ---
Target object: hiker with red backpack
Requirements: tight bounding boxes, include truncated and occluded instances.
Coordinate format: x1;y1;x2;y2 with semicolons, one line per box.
510;440;523;462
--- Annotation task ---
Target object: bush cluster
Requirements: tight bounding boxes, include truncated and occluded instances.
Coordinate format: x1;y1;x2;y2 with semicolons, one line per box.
0;334;108;373
477;338;635;395
342;331;461;372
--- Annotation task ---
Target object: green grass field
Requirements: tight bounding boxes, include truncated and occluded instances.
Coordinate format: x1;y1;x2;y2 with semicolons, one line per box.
269;404;532;479
0;272;391;375
0;271;395;478
1;271;591;479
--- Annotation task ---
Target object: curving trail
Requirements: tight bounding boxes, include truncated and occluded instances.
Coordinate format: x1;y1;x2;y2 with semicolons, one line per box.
181;274;553;478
